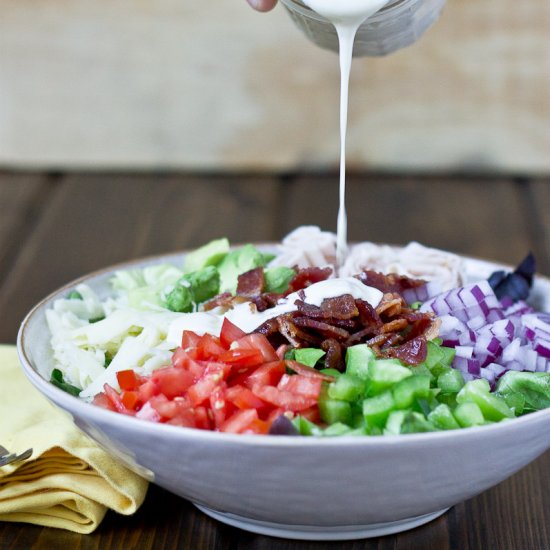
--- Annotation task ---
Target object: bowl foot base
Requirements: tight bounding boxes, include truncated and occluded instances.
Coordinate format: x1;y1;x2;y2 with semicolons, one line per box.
194;503;450;540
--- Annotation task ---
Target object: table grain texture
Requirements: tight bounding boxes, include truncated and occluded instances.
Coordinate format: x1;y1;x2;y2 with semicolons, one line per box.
0;172;548;550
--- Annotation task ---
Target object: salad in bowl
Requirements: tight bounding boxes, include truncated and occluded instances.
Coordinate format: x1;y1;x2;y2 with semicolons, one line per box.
17;226;550;539
43;226;550;437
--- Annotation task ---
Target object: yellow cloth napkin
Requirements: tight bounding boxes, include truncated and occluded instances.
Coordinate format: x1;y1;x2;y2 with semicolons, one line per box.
0;345;149;533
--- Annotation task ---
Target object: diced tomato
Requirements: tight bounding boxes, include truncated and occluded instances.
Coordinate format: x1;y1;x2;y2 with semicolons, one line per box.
233;334;279;363
244;418;270;435
194;406;212;430
209;384;229;429
91;324;327;436
135;401;161;422
103;383;128;414
220;409;259;433
196;333;226;360
277;374;323;399
244;360;285;389
171;348;205;379
116;369;143;391
188;374;222;407
225;385;269;412
92;392;117;412
220;317;246;348
121;390;139;411
181;330;201;349
148;394;177;419
166;406;196;428
285;360;336;382
219;347;264;367
251;385;318;412
137;379;159;402
204;361;231;380
151;366;194;399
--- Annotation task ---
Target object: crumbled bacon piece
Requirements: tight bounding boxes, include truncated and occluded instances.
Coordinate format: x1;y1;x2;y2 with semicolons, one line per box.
288;267;333;293
376;293;405;317
252;292;284;312
236;267;265;298
203;292;235;311
255;318;280;337
358;270;426;295
293;317;350;341
277;314;319;347
252;290;436;367
383;336;428;365
320;295;359;320
295;300;327;319
321;339;344;371
380;319;408;334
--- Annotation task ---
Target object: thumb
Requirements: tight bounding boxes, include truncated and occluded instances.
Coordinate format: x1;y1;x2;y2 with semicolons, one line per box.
247;0;278;12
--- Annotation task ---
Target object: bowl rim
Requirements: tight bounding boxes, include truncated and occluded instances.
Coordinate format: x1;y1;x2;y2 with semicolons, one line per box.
16;245;550;449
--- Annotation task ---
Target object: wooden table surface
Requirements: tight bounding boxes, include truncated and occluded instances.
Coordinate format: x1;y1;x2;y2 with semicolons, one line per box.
0;172;548;549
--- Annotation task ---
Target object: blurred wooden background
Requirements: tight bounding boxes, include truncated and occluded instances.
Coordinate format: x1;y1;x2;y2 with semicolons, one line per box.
1;0;549;173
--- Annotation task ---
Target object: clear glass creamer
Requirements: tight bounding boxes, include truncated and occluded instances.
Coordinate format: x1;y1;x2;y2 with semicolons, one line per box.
280;0;447;56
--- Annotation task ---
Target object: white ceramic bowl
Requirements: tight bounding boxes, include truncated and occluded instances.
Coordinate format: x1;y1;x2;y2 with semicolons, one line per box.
17;250;550;540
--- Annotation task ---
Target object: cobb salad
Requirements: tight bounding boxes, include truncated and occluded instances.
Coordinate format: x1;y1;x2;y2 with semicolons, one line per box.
46;227;550;436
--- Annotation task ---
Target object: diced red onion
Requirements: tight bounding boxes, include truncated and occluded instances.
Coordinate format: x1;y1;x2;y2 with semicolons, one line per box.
422;280;550;379
455;345;473;359
533;340;550;359
536;355;549;372
500;296;514;309
466;316;486;330
486;309;505;323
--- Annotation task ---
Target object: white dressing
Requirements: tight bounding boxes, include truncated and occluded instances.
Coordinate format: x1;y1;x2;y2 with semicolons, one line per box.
301;0;390;265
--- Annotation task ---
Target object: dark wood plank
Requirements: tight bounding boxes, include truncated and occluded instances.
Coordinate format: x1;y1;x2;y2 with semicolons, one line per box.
0;174;49;289
283;175;533;266
528;180;550;276
0;175;280;343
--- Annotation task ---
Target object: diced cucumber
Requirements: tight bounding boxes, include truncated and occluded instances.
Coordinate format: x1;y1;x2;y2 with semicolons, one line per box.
323;423;353;437
457;379;514;422
437;368;465;394
428;404;460;430
499;391;525;415
294;348;325;368
362;391;395;427
292;415;322;436
367;359;412;395
410;363;434;380
345;345;375;380
383;410;408;435
400;412;436;434
496;371;550;412
424;341;456;373
453;402;486;427
319;398;352;425
439;346;456;367
392;375;431;409
437;392;458;409
327;374;364;402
